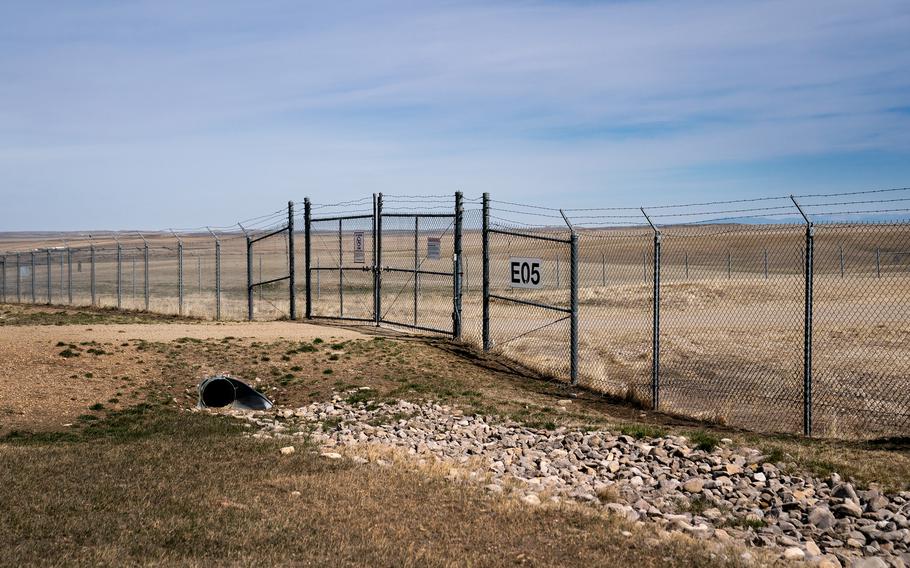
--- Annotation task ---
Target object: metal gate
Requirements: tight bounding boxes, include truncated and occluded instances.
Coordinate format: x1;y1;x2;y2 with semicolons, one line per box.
244;201;295;321
304;193;463;338
377;193;463;337
305;198;377;323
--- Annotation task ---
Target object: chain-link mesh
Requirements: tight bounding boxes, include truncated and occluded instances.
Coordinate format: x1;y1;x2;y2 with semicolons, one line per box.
4;189;910;438
486;204;573;381
309;215;375;321
576;228;654;404
813;222;910;437
656;225;804;433
248;228;292;321
380;213;456;334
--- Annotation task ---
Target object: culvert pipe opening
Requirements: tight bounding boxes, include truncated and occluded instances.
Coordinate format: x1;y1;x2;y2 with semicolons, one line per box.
200;377;236;408
197;375;273;411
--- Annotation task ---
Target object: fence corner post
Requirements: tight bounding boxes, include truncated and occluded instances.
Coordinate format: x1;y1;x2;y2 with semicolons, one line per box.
304;198;312;319
482;192;491;351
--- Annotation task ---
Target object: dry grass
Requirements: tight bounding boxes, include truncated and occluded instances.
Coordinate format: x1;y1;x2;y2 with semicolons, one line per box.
0;402;759;567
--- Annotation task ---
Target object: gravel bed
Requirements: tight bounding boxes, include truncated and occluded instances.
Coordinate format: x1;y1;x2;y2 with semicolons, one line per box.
237;394;910;568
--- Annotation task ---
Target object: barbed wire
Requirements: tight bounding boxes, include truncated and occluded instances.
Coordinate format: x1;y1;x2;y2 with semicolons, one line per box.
4;187;910;254
795;186;910;199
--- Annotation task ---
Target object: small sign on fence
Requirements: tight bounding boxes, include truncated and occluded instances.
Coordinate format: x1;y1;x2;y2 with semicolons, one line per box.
427;237;441;260
353;231;365;263
509;257;542;289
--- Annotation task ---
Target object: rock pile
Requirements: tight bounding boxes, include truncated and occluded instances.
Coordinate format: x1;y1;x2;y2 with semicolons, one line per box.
239;395;910;567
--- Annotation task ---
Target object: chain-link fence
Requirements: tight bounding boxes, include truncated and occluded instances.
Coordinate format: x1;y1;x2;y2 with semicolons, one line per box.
3;188;909;438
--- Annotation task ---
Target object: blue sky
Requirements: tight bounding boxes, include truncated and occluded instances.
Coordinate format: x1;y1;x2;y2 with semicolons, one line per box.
1;0;909;230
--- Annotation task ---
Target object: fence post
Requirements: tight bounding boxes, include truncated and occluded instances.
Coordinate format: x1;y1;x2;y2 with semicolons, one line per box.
482;192;491;351
338;219;343;317
46;249;52;304
304;198;312;319
143;241;149;311
375;193;383;325
727;250;732;279
570;232;579;384
247;235;253;321
414;216;419;326
876;248;881;278
558;210;579;385
288;200;296;320
684;251;689;280
791;196;813;437
175;234;183;316
642;208;661;410
453;191;463;340
206;228;221;321
31;251;36;303
371;193;377;323
0;255;5;303
67;249;72;305
90;246;96;306
16;253;21;303
602;252;606;285
763;248;769;280
116;240;123;308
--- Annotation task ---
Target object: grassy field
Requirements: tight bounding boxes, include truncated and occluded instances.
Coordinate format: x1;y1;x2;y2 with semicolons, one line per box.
2;221;908;439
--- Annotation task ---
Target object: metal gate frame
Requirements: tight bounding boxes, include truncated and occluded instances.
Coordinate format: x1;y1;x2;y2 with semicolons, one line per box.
304;196;377;324
303;192;464;339
481;193;579;383
376;192;463;338
245;201;295;321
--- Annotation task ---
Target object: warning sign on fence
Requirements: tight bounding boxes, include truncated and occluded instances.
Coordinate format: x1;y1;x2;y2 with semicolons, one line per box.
427;237;441;260
353;231;365;263
509;257;543;289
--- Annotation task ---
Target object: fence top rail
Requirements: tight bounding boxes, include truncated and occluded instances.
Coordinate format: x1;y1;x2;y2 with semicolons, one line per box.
381;212;455;218
310;214;375;223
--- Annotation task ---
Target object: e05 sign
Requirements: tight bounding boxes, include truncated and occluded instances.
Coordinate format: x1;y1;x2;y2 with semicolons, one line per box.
509;257;542;289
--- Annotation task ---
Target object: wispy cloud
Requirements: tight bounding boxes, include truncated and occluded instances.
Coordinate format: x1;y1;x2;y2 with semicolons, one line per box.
0;0;908;229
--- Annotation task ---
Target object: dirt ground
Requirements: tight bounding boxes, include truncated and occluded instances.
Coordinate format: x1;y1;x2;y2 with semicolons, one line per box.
0;306;364;433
